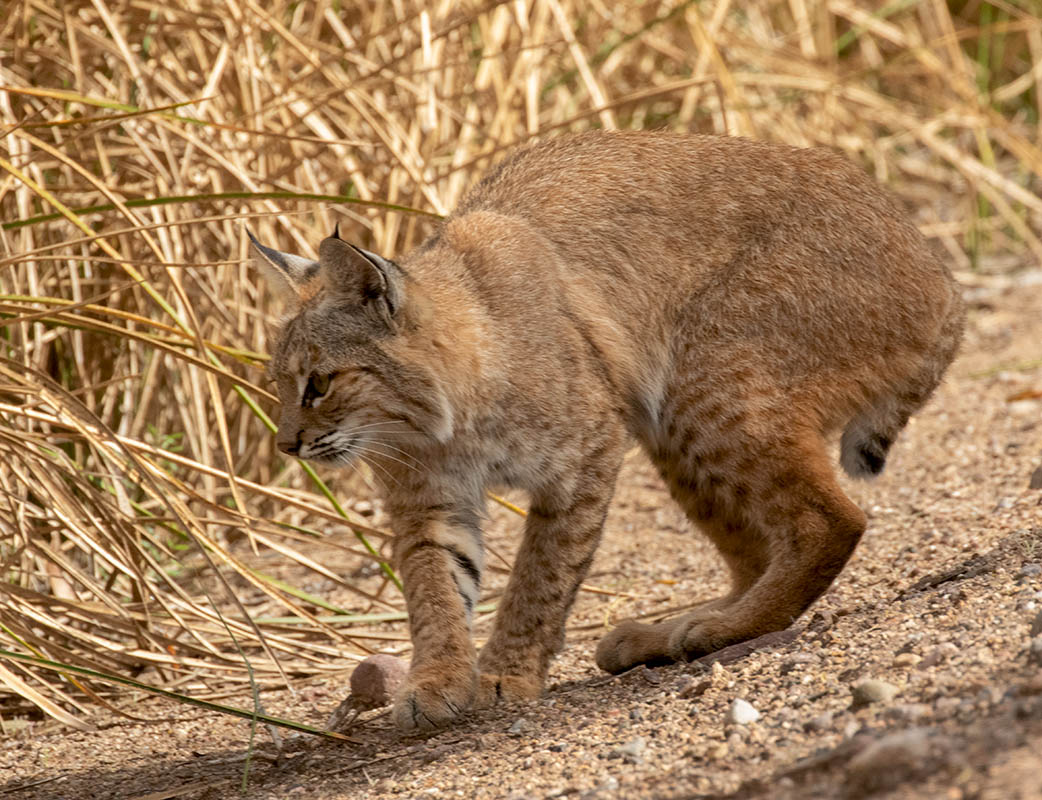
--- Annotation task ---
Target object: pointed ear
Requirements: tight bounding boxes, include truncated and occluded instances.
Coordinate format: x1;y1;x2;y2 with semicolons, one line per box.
246;228;320;304
318;232;405;320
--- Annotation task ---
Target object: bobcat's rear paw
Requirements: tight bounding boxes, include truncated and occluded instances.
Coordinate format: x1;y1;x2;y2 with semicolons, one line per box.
595;619;676;674
474;672;543;708
666;617;735;662
392;665;477;731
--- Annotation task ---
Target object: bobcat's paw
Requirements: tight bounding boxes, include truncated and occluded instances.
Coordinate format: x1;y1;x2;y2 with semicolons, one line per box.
666;617;733;662
474;672;543;708
594;619;675;674
392;665;477;731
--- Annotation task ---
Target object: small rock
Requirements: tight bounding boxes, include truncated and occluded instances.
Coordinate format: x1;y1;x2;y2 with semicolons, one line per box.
507;718;528;737
1031;610;1042;638
707;742;729;760
843;720;862;739
354;500;374;516
611;736;647;764
639;666;662;685
726;698;761;725
1020;563;1042;578
1013;675;1042;697
1028;636;1042;667
934;696;961;717
851;679;900;707
918;643;959;669
884;703;931;723
810;609;835;631
348;654;408;709
1029;463;1042;490
804;711;834;732
846;728;936;793
892;652;921;668
977;686;1003;706
678;678;712;699
780;653;820;674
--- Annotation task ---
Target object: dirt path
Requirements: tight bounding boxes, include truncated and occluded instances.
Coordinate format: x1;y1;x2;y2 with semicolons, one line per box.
3;274;1041;800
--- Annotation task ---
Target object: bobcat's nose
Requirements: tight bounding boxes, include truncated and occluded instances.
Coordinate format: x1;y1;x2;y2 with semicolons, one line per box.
277;432;302;456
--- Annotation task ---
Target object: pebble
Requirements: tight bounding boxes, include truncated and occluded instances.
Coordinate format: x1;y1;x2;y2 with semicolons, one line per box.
892;652;922;668
611;736;646;764
1032;610;1042;638
707;742;729;760
851;679;900;706
804;711;834;732
1028;636;1042;667
884;703;931;723
1020;563;1042;578
726;698;761;725
353;499;374;516
780;653;820;674
710;662;732;684
677;677;712;699
934;697;961;717
918;642;959;669
508;718;529;737
348;654;408;708
846;728;934;792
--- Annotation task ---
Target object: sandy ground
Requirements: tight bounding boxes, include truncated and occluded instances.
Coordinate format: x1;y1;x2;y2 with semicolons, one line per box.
2;273;1041;800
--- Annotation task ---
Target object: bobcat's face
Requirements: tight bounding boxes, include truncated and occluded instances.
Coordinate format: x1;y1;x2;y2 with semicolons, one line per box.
251;229;453;469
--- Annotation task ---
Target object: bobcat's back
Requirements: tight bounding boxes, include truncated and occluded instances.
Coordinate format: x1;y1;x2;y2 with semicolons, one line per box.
419;131;964;472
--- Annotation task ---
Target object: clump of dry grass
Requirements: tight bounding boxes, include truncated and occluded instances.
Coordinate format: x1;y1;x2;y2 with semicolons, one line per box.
1;0;1040;730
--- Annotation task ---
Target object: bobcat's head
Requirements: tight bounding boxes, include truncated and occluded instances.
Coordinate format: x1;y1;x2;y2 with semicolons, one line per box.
248;227;453;469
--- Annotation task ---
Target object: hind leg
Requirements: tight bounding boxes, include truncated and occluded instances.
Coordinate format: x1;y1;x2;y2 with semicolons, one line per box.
596;427;866;673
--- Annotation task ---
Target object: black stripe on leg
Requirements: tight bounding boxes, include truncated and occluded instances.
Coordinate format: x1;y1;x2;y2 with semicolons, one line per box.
447;547;481;588
451;573;475;614
399;540;480;602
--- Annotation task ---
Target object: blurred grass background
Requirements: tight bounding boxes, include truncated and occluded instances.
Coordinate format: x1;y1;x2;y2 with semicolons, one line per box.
0;0;1040;731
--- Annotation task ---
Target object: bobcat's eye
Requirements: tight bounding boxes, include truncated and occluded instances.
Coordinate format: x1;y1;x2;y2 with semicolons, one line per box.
309;373;332;396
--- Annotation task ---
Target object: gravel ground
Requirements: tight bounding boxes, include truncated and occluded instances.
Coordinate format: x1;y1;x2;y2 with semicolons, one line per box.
2;274;1041;800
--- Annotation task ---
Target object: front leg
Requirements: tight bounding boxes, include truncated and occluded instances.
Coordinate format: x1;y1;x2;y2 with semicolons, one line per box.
477;432;624;705
390;505;484;731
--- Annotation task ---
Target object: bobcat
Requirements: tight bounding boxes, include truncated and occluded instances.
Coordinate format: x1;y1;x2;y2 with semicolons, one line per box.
248;131;964;731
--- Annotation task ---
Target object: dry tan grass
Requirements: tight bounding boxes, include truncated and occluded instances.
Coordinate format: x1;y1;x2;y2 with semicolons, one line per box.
0;0;1040;729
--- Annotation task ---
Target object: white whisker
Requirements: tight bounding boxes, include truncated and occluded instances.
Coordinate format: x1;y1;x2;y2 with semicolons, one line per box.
351;450;403;489
353;443;423;475
360;439;428;471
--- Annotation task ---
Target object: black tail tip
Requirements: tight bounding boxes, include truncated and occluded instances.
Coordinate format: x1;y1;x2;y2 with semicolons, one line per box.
856;433;892;476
